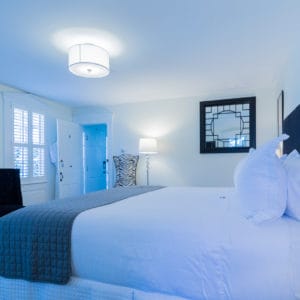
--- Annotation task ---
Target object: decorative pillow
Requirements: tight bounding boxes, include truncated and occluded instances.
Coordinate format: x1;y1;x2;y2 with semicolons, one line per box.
113;154;139;187
234;134;289;224
233;148;255;186
283;149;300;220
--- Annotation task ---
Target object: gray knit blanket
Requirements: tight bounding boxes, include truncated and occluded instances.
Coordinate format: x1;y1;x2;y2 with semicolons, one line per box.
0;186;162;284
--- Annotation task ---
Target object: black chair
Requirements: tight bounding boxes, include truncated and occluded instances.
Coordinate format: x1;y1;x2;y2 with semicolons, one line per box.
0;169;24;217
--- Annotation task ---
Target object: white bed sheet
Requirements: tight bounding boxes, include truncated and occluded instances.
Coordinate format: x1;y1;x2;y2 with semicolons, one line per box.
1;187;300;300
71;187;300;300
0;276;186;300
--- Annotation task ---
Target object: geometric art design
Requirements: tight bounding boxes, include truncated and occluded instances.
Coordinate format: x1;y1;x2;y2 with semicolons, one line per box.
200;97;256;153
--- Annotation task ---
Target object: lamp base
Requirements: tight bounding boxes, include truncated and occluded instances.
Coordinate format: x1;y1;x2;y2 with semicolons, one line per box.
146;154;150;186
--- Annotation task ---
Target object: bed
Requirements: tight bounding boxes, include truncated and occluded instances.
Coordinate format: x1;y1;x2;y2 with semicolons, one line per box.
1;186;300;300
0;106;300;300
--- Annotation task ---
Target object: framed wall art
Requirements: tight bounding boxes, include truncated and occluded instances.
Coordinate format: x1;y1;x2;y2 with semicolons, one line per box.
277;90;284;156
277;90;284;136
200;97;256;153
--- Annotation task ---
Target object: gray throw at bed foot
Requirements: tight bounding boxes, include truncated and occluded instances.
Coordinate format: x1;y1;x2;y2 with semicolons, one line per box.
0;186;163;284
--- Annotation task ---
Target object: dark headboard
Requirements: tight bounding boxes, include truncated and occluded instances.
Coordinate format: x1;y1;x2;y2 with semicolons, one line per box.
283;104;300;154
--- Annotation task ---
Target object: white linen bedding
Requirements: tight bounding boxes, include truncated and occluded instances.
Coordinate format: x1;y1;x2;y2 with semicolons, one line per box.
71;187;300;300
0;276;186;300
1;186;300;300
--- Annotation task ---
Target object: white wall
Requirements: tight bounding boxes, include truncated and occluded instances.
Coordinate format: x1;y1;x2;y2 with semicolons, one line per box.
109;88;278;187
0;84;22;167
282;55;300;117
0;84;72;205
0;83;280;194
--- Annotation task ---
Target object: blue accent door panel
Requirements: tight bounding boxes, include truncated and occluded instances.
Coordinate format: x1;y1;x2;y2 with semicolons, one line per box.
83;124;107;192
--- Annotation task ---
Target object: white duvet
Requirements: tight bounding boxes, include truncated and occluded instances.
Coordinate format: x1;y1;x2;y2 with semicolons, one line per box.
71;187;300;300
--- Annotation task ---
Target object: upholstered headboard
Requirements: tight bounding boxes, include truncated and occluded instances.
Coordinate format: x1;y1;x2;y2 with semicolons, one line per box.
283;104;300;154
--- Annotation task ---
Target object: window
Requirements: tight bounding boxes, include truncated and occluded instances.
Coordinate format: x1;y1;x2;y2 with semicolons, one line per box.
13;107;45;180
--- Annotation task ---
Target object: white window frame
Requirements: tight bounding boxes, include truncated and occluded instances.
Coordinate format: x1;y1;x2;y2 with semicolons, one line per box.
12;105;47;184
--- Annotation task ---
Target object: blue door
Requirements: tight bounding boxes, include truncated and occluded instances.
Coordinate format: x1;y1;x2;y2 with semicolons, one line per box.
83;124;107;192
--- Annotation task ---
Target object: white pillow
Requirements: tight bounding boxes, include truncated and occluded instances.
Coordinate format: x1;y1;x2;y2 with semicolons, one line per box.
233;148;255;186
234;134;289;224
283;149;300;220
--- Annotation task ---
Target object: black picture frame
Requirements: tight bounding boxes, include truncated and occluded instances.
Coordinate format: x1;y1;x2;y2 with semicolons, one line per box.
277;90;284;136
277;90;284;156
200;97;256;153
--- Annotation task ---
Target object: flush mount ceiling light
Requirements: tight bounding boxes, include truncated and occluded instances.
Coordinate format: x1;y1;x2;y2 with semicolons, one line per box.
68;43;110;78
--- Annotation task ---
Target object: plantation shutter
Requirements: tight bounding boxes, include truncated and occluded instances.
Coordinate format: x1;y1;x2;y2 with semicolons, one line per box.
13;108;29;177
13;107;45;179
32;112;45;177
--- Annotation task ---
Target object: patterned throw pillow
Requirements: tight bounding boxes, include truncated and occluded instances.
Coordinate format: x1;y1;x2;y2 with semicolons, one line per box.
113;154;139;187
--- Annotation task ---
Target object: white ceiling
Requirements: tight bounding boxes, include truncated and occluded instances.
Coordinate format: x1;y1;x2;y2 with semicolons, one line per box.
0;0;300;107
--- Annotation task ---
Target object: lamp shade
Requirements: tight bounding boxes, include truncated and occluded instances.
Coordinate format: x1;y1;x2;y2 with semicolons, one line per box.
139;138;158;154
68;43;110;78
